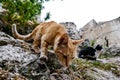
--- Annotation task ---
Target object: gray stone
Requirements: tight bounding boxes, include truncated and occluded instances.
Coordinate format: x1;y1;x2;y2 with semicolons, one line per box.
60;22;81;40
80;17;120;48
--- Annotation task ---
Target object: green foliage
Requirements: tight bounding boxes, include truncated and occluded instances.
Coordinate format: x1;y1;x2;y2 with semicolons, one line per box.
0;0;43;24
100;52;111;58
0;0;53;35
0;0;64;35
90;39;95;47
73;59;117;71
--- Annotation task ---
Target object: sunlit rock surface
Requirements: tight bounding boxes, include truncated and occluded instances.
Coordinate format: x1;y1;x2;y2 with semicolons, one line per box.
60;22;81;40
80;17;120;48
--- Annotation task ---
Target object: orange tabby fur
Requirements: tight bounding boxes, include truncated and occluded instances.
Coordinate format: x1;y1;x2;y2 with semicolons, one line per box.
12;21;83;67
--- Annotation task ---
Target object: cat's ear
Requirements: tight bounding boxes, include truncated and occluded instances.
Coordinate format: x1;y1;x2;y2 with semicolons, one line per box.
58;33;68;45
72;39;83;45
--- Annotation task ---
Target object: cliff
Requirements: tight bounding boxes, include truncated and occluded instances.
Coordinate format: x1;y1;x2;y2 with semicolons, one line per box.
80;17;120;48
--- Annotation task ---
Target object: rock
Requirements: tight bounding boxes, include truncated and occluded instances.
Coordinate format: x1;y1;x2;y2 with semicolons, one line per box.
0;44;37;64
60;22;81;40
0;32;16;46
107;46;120;56
73;58;120;80
0;24;120;80
87;68;120;80
0;31;77;80
80;17;120;48
81;19;97;31
0;68;27;80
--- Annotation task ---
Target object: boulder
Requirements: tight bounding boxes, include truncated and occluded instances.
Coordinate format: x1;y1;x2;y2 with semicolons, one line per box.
60;22;81;40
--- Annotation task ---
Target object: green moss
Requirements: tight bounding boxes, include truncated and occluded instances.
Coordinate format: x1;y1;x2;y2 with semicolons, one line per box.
72;58;120;78
100;52;114;59
72;59;91;71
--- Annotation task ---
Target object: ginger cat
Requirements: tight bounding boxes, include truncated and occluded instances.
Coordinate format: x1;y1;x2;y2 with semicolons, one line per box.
12;21;83;67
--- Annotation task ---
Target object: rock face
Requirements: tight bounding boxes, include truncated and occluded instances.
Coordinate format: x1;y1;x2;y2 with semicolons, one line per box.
0;31;81;80
60;22;81;40
80;17;120;48
0;30;120;80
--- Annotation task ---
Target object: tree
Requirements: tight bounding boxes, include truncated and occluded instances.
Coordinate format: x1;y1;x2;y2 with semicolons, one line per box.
0;0;62;34
0;0;50;24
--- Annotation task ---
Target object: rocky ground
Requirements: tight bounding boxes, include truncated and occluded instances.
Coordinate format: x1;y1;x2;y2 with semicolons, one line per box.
0;31;120;80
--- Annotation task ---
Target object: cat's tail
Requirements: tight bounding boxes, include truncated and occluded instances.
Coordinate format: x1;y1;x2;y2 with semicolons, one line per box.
12;23;36;41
